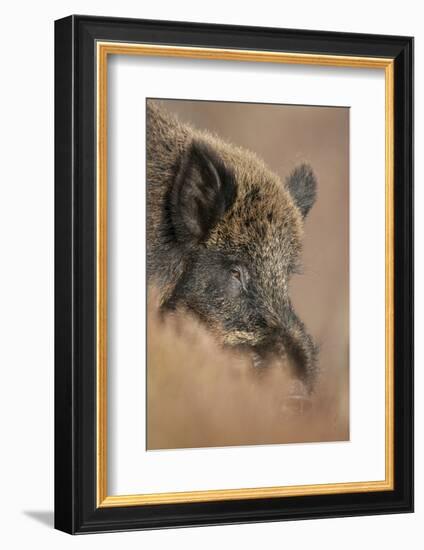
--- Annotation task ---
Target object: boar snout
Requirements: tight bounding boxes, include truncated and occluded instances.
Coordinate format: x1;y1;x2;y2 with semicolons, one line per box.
250;314;317;393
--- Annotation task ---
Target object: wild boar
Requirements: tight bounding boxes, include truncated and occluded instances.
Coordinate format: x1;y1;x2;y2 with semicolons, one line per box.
146;101;318;392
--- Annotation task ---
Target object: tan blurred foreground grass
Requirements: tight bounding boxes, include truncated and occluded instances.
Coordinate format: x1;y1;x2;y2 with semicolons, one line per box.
147;291;349;450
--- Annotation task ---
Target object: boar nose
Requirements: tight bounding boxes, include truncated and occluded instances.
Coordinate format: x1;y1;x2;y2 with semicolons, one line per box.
280;317;317;392
251;306;317;391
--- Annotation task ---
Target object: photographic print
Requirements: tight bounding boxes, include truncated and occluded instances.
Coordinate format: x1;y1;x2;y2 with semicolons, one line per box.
146;98;349;450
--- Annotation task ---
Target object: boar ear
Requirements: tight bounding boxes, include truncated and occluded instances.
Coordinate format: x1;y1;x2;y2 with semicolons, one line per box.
169;140;237;245
285;163;317;218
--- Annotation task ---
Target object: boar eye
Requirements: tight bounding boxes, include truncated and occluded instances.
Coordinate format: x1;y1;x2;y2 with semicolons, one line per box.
230;267;242;282
228;266;248;293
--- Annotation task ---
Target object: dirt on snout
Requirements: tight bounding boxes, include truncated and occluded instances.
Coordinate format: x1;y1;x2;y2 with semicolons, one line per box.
146;295;349;450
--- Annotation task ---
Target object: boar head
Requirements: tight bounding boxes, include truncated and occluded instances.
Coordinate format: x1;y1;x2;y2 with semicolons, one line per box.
162;138;318;390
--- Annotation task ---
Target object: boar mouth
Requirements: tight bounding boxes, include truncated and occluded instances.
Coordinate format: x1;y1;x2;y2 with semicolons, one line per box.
249;344;286;370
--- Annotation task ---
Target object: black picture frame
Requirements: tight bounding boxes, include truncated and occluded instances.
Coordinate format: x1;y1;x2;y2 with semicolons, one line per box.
55;14;414;534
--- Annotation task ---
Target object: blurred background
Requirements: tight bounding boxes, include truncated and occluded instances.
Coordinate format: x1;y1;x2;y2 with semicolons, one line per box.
147;99;349;450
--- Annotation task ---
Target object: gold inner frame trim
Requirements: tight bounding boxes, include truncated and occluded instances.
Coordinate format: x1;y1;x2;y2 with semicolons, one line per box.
96;41;395;508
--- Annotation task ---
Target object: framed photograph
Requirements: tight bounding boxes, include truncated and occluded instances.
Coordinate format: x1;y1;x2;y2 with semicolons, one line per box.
54;15;413;534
